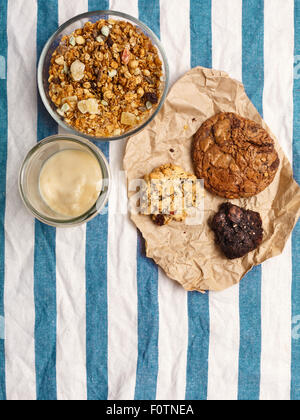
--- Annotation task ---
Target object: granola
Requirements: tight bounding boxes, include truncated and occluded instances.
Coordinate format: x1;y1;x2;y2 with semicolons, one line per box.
48;19;164;137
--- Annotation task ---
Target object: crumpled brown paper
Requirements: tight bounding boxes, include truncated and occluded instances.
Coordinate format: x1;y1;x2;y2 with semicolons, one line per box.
123;67;300;292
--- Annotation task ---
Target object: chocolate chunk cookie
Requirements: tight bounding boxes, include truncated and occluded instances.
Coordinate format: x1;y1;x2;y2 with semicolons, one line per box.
211;203;263;259
192;112;280;198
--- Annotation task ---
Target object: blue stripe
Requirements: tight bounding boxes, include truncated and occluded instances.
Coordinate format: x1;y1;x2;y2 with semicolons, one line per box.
88;0;109;12
291;0;300;401
190;0;212;69
185;0;211;401
34;0;58;401
85;210;109;400
138;0;160;39
241;0;264;117
186;291;210;400
0;0;8;401
238;0;264;401
86;0;109;401
134;1;160;400
134;233;159;400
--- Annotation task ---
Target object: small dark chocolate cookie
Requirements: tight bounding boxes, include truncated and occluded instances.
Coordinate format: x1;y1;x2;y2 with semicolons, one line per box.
211;203;263;259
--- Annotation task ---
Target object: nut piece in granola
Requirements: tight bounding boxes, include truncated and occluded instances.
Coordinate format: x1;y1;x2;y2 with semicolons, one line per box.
121;112;137;126
70;59;85;81
75;35;85;45
78;98;100;115
55;56;65;66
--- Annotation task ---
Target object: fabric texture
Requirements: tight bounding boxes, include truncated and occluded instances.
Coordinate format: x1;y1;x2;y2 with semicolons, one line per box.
0;0;299;401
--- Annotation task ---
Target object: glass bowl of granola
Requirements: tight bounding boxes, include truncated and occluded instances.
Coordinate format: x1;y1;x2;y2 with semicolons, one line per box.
38;10;169;141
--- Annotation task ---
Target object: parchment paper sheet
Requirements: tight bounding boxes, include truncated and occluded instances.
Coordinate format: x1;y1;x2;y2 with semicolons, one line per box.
124;67;300;292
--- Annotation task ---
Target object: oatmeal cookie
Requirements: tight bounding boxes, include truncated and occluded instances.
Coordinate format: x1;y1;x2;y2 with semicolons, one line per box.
140;164;200;226
192;112;280;198
211;203;263;259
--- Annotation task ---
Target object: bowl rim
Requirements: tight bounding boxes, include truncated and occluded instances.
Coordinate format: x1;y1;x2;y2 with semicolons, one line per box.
19;134;112;228
37;9;170;142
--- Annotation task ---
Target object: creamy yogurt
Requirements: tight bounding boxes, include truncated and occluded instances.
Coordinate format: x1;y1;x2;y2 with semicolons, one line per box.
39;149;102;218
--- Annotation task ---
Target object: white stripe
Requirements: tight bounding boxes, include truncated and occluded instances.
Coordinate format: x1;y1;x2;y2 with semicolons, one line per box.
160;0;191;87
55;224;87;401
207;286;240;400
55;0;88;401
107;0;139;400
156;0;190;400
156;271;188;400
260;0;294;401
207;0;242;401
4;0;37;400
211;0;242;82
263;0;294;163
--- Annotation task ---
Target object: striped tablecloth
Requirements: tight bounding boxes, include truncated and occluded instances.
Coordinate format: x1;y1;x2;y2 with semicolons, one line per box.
0;0;299;401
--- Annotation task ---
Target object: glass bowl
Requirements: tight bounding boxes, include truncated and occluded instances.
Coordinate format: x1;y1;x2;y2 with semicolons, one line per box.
37;10;169;142
19;135;111;227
